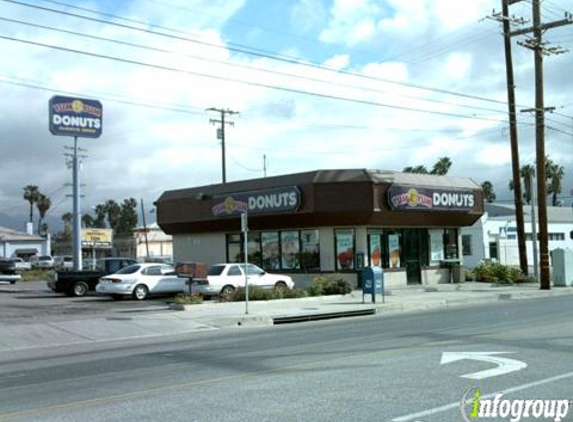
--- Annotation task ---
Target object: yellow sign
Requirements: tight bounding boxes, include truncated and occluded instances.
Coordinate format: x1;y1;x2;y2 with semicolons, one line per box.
81;229;113;248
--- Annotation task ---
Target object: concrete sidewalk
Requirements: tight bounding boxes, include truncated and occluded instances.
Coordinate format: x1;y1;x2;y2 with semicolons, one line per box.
0;282;571;352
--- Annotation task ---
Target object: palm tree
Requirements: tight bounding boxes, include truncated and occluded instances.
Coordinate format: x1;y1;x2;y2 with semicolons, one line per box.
431;156;452;175
23;185;40;224
36;194;51;235
481;181;496;203
520;164;535;205
82;214;95;228
61;212;73;242
403;165;429;174
105;200;121;231
546;161;565;206
94;204;107;228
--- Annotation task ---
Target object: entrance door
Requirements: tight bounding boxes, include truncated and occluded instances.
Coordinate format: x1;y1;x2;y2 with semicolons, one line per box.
403;229;422;285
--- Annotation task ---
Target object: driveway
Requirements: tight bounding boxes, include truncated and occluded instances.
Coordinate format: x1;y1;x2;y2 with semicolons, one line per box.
0;280;172;323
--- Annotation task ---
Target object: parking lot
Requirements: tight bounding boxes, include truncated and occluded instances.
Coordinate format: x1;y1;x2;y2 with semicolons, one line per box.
0;280;172;323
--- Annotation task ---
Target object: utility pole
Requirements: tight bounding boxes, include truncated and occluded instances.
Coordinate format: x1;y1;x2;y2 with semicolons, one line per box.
140;198;150;260
509;0;572;289
206;108;239;184
263;154;267;178
491;0;529;276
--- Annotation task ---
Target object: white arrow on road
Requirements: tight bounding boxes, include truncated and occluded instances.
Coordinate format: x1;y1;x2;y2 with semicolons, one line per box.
441;352;527;380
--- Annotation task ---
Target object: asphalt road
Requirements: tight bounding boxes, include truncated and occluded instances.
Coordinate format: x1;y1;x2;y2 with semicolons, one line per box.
0;296;571;422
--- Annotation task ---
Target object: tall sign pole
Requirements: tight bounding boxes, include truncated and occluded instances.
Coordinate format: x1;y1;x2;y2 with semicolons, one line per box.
49;96;103;271
72;135;82;271
206;108;239;184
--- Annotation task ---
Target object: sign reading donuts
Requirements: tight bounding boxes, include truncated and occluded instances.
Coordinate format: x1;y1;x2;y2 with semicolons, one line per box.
388;185;476;211
49;95;103;138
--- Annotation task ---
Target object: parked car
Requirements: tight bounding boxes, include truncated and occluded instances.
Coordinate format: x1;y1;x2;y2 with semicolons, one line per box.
0;258;21;284
190;263;294;297
10;257;31;271
53;255;73;270
47;257;137;297
96;263;184;300
30;255;55;269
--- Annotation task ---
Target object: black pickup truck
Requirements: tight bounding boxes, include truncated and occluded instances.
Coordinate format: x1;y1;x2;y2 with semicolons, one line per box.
0;258;21;284
47;257;136;297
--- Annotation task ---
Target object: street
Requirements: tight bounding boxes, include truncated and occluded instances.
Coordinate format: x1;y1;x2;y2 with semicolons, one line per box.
0;295;571;422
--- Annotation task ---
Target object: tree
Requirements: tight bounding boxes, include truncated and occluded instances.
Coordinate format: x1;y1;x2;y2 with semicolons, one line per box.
93;204;107;228
82;214;95;228
546;160;565;206
509;164;535;205
23;185;40;225
117;198;138;236
430;156;452;175
61;212;73;242
105;200;121;231
481;181;496;203
403;165;428;174
36;193;51;235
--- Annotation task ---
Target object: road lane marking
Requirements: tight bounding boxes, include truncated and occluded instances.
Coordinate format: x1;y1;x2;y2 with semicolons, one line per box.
392;370;573;422
441;352;527;379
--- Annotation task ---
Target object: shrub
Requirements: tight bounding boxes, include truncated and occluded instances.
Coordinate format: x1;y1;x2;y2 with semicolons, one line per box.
21;269;51;282
473;263;524;284
308;276;352;296
228;286;307;302
173;293;203;305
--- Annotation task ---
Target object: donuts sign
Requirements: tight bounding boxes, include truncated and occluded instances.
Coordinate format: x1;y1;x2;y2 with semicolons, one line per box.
49;95;103;138
388;185;476;211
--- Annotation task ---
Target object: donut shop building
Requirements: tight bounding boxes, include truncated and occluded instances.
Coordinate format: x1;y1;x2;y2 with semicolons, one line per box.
155;169;484;288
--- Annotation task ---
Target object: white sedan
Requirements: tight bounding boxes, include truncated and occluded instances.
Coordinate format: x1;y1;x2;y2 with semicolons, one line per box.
96;263;185;300
190;263;294;297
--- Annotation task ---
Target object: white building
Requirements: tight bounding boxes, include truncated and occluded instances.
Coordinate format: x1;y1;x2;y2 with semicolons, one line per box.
0;226;51;259
461;203;573;271
133;222;173;261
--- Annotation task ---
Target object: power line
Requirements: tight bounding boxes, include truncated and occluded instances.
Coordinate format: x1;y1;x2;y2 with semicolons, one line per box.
1;0;525;108
0;15;514;116
0;34;518;123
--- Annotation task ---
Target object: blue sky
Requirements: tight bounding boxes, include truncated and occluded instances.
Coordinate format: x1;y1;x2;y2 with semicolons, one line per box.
0;0;572;231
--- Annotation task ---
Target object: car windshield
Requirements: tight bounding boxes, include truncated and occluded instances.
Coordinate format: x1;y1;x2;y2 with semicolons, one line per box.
115;265;141;275
39;256;51;261
208;265;226;276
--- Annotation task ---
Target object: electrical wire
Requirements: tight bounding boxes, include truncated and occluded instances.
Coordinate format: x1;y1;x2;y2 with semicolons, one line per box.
0;34;517;123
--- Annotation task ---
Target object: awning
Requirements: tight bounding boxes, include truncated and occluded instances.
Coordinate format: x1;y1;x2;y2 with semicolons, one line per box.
14;248;38;254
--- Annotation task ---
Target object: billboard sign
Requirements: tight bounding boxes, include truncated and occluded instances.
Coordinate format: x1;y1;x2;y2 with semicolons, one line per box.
211;186;301;217
49;95;103;138
81;228;113;249
388;185;476;212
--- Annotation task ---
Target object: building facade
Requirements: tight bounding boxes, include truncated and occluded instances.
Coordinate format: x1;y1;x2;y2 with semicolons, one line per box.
156;169;484;288
0;225;50;259
461;203;573;271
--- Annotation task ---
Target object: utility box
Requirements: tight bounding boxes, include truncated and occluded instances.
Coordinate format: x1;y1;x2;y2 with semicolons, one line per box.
552;249;573;287
362;266;384;303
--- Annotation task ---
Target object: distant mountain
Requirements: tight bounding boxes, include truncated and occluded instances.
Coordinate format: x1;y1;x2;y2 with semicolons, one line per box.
0;212;63;233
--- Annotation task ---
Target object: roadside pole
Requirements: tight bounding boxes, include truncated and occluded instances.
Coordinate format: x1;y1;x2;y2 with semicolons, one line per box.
72;136;82;271
242;211;249;315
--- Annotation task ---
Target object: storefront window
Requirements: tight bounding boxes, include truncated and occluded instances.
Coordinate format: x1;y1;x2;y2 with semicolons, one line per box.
261;232;280;270
386;230;402;268
429;229;445;266
281;231;300;270
444;229;459;259
300;230;320;271
335;229;355;271
247;232;261;266
227;234;242;263
367;229;383;267
462;234;472;256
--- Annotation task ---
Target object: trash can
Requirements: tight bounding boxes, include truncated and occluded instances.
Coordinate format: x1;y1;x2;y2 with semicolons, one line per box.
552;248;573;287
362;266;384;303
441;259;462;283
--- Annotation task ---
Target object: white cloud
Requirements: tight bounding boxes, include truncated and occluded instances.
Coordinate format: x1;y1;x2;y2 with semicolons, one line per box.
320;0;382;46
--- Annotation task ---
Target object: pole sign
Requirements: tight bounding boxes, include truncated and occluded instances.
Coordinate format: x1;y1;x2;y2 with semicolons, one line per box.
388;185;476;211
81;228;113;249
49;95;103;138
211;186;301;217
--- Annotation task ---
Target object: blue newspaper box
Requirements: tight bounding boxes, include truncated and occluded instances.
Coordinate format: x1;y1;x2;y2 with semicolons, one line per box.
362;266;384;303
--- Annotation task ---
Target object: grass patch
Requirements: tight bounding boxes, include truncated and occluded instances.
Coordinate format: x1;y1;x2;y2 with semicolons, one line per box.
20;269;51;282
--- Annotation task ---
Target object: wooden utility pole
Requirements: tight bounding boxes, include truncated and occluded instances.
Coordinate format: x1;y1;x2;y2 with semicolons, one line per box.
493;0;528;275
509;0;572;289
206;108;239;184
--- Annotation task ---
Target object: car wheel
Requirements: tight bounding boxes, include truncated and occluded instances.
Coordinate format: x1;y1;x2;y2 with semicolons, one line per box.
220;285;235;299
274;281;288;292
73;281;89;297
9;280;16;285
133;284;149;301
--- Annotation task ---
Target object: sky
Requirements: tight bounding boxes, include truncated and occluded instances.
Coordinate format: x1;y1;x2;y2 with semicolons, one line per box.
0;0;572;232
